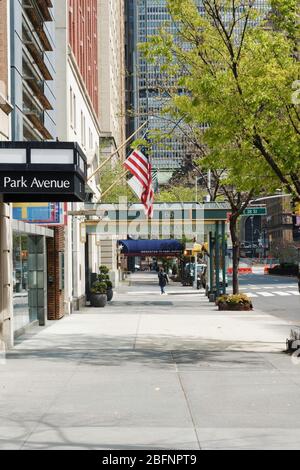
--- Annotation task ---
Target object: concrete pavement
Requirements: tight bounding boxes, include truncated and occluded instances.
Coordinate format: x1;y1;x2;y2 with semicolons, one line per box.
1;273;300;450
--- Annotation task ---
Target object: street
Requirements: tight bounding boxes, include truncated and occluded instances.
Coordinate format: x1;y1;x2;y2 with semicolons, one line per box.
237;274;300;324
1;273;300;450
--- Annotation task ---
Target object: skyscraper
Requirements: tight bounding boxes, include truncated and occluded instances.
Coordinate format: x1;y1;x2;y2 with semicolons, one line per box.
98;0;126;162
126;0;270;180
131;0;193;178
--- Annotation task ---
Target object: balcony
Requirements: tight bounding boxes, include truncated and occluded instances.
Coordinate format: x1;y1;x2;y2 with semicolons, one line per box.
24;76;53;110
23;40;53;81
35;0;53;22
23;2;53;51
23;108;53;140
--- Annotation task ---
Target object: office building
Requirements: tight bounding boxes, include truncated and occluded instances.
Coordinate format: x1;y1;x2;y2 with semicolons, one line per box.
10;0;56;141
7;0;57;343
98;0;126;162
56;0;101;312
0;0;13;348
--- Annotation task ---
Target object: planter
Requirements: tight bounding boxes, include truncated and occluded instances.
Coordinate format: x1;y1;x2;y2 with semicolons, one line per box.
90;293;107;308
218;303;253;311
107;288;114;302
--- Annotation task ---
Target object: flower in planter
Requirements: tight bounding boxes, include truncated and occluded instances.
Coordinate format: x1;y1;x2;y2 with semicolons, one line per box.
216;294;253;311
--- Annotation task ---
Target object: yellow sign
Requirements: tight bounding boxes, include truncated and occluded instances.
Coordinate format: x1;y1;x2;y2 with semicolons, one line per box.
192;243;202;255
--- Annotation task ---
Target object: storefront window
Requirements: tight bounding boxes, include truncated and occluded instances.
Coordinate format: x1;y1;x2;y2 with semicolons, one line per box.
13;233;46;333
13;234;30;332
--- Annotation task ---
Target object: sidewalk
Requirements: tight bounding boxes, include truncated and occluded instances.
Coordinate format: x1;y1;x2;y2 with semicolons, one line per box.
1;273;300;450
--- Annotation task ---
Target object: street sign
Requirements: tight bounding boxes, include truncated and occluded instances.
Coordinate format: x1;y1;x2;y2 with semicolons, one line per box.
0;142;87;203
242;207;267;216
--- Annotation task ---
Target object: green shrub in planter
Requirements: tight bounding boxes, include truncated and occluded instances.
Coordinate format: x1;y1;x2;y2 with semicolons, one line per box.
106;280;114;301
216;294;253;311
98;270;110;286
91;281;107;294
97;266;114;302
90;281;107;308
99;265;110;275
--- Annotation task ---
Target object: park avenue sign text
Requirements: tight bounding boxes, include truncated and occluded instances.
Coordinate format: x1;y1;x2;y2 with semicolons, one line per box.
3;176;71;190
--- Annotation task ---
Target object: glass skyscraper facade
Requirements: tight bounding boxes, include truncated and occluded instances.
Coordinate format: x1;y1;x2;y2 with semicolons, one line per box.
134;0;193;172
129;0;270;174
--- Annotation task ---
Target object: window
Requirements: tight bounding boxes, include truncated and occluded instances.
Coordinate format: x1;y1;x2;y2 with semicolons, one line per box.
70;87;73;127
73;93;77;131
89;128;92;149
81;111;86;148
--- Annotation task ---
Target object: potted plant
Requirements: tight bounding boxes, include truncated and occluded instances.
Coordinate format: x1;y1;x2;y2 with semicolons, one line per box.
90;281;107;308
216;294;253;311
106;280;114;301
98;265;114;302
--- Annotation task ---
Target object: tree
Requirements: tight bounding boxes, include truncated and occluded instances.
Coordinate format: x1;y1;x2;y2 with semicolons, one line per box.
100;162;136;203
141;0;299;201
139;0;299;293
156;185;203;203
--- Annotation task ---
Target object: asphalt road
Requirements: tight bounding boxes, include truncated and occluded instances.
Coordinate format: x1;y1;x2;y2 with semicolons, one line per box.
232;274;300;325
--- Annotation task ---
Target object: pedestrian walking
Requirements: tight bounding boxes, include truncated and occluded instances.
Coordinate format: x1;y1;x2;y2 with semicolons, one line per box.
158;268;169;295
297;270;300;293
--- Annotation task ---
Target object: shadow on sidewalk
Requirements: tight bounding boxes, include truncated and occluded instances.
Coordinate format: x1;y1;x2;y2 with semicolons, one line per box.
7;335;276;370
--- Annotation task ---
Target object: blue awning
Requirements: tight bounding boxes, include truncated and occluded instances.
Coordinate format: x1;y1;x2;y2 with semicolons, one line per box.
119;239;183;256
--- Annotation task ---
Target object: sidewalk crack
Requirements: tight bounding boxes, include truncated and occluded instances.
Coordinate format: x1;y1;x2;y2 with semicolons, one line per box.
171;351;202;450
133;313;142;350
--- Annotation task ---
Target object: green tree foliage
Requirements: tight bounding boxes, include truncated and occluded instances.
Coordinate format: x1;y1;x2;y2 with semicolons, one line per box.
140;0;300;292
100;161;136;203
100;160;201;203
270;0;299;40
156;185;202;202
141;0;300;201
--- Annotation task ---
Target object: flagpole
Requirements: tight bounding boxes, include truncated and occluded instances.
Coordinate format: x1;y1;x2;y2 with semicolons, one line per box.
87;120;148;182
98;170;129;201
95;128;151;203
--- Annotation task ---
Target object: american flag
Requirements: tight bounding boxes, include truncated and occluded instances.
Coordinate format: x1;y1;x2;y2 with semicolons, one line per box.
124;149;154;218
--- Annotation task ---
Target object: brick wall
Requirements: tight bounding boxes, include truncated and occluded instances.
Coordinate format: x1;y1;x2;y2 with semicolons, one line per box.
47;227;65;321
69;0;98;115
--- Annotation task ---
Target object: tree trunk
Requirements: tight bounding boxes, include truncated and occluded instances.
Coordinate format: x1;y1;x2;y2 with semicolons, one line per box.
230;216;240;295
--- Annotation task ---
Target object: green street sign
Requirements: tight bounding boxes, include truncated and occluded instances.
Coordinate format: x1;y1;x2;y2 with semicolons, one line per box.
242;207;267;216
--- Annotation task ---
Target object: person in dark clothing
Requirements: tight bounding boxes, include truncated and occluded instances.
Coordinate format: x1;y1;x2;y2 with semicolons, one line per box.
298;270;300;293
158;268;169;295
